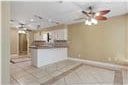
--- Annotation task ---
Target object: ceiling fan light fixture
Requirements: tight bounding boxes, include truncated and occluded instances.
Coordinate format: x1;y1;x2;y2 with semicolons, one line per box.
18;30;26;34
85;20;92;25
95;12;100;16
87;21;92;25
91;18;98;25
85;18;98;25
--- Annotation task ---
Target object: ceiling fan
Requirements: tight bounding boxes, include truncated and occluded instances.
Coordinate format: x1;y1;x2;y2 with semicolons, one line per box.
10;15;60;32
82;6;110;20
10;19;32;33
74;5;110;25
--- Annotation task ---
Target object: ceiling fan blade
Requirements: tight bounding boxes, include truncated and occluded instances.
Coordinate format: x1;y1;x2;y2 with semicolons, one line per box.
82;11;89;17
95;16;107;20
34;15;43;19
99;10;110;15
26;29;32;32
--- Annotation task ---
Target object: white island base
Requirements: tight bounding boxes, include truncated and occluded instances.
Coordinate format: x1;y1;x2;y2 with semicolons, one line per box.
31;48;67;67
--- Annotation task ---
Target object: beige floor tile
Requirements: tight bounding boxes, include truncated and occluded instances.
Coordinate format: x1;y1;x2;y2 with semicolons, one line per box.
63;65;114;85
64;72;82;84
51;78;66;85
10;64;23;74
16;61;31;68
49;70;63;77
17;74;40;85
45;64;57;73
31;70;50;79
10;77;20;85
18;79;40;85
37;75;53;84
91;69;114;84
25;67;42;73
11;70;29;79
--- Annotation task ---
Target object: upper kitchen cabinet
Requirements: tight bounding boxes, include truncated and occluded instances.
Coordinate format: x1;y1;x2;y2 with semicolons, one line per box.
51;28;67;40
34;31;44;41
34;25;68;41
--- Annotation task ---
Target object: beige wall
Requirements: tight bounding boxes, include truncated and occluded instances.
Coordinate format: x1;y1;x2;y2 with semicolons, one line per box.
68;14;128;65
10;28;18;54
125;14;128;60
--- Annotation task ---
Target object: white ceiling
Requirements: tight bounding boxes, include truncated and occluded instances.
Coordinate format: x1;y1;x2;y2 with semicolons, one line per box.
10;1;128;30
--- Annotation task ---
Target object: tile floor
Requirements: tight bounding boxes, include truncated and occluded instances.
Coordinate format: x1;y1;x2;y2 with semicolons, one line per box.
51;65;115;85
10;59;128;85
10;60;81;85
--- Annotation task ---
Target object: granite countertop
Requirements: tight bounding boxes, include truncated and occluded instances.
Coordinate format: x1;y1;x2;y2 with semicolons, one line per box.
30;40;68;49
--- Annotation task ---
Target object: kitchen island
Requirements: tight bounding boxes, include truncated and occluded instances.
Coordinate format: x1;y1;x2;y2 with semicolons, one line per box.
30;45;68;67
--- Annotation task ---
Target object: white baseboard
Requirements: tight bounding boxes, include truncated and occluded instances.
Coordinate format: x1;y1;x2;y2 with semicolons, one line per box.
68;57;128;70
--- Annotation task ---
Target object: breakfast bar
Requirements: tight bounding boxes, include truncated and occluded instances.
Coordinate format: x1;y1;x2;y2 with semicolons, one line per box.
31;47;67;67
30;40;68;67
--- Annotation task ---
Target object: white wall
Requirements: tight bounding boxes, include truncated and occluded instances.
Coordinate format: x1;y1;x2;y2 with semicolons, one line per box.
1;1;10;85
0;1;1;84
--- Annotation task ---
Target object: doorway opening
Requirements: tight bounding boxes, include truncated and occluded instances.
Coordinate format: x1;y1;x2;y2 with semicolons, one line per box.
19;33;28;55
10;31;31;64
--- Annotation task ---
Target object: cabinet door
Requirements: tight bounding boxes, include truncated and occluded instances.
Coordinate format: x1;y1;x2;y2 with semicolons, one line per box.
51;29;67;40
34;32;43;41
